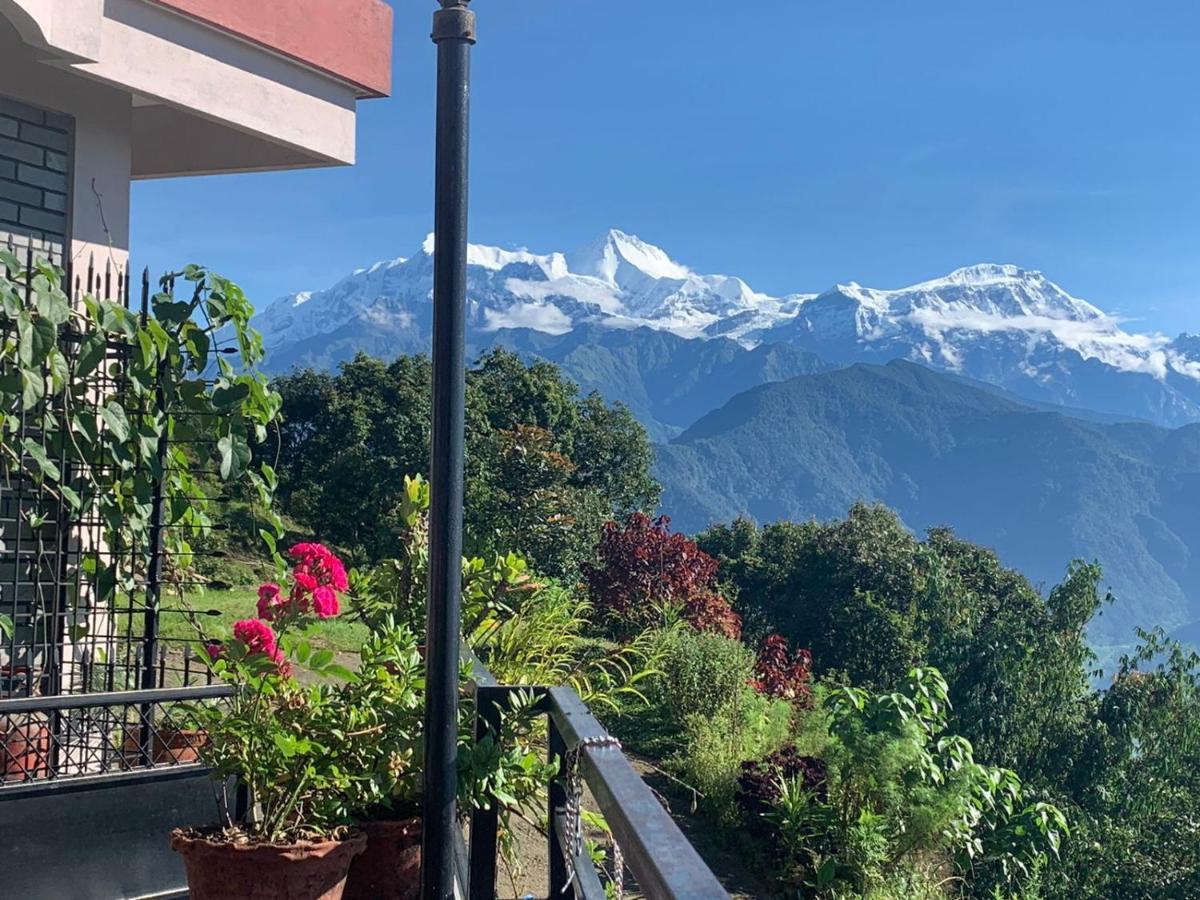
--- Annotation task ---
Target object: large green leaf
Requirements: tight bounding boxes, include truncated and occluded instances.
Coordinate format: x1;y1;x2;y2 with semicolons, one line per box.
217;432;251;480
75;331;108;379
22;438;61;481
101;401;130;442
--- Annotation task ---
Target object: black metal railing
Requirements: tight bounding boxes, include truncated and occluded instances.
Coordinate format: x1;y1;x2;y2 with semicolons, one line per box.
0;683;231;789
464;651;729;900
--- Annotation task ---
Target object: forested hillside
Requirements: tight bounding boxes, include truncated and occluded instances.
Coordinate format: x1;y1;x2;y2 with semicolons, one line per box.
261;350;1200;898
656;360;1200;643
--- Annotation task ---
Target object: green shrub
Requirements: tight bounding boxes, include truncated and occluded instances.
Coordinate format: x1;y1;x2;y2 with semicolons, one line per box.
670;685;794;822
652;629;756;721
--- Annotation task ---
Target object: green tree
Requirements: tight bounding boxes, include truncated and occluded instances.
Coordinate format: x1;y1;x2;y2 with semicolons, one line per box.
273;349;658;574
696;504;1103;778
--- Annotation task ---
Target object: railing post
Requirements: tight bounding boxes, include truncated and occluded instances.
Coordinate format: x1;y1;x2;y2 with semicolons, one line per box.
468;685;503;900
548;717;575;899
423;2;476;899
139;269;167;765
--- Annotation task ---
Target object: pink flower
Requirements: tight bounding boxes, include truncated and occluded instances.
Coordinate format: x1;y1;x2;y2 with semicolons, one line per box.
312;585;340;619
256;583;284;620
294;572;318;593
287;543;348;591
232;618;278;659
204;641;224;662
328;557;349;592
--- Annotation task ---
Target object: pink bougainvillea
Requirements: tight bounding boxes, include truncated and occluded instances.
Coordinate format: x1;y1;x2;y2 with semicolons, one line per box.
202;542;346;677
289;542;349;592
252;543;348;625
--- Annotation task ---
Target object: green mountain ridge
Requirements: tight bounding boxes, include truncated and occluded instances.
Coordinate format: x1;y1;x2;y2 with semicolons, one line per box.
654;360;1200;643
488;325;830;440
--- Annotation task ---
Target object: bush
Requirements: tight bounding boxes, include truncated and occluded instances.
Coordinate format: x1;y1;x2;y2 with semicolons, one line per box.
682;592;743;640
669;686;794;822
736;744;827;827
652;629;756;720
753;633;814;707
584;512;722;633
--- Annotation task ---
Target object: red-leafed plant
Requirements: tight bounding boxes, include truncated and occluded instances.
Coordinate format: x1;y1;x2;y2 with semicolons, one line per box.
736;744;828;827
752;634;814;707
584;512;736;634
683;592;743;641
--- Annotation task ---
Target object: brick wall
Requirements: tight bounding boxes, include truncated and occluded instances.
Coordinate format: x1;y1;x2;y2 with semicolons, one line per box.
0;95;73;257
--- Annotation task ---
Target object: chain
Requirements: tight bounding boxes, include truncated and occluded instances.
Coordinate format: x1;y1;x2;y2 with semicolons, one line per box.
561;735;625;899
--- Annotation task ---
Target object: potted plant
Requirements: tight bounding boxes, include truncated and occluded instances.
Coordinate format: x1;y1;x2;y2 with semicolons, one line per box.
339;483;556;899
1;665;50;783
173;543;373;900
336;622;426;900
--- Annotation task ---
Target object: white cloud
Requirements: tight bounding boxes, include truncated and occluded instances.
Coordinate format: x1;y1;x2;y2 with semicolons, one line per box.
482;302;572;335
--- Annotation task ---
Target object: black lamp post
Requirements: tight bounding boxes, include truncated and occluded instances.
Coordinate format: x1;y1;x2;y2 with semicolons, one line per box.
422;1;476;899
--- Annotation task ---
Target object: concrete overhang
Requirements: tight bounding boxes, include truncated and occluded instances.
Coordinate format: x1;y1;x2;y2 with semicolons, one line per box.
0;0;393;178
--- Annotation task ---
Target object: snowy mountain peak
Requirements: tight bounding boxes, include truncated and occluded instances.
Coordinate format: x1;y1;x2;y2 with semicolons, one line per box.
565;229;691;288
418;232;567;278
813;264;1105;327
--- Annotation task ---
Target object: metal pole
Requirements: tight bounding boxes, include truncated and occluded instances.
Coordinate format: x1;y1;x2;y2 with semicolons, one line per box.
423;2;475;899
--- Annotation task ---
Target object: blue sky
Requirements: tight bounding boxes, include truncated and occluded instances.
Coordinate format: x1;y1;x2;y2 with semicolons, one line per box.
133;1;1200;335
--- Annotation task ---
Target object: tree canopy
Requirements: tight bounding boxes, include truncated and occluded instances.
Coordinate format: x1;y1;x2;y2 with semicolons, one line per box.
272;349;659;574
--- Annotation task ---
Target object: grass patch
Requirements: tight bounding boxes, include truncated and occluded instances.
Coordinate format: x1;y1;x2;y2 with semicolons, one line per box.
158;586;368;654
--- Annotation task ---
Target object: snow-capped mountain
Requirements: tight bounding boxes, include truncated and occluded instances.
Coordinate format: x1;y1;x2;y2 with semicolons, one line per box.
255;229;791;358
255;230;1200;428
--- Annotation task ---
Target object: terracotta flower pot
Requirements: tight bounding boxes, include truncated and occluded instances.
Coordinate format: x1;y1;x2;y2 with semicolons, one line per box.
1;718;50;783
122;727;209;768
171;829;367;900
343;817;422;900
155;727;209;764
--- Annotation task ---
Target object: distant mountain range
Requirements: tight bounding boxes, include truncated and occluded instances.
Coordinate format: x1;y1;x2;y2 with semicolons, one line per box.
255;231;1200;643
257;229;1200;430
656;361;1200;644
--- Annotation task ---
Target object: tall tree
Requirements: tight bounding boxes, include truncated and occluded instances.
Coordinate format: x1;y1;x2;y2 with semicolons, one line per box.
273;350;658;574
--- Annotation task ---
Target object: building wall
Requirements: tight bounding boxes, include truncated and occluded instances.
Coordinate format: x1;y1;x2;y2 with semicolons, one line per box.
0;24;131;263
0;95;71;258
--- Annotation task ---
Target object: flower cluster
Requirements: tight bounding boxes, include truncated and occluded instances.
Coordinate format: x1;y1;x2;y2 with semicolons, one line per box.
256;543;347;622
211;543;348;673
751;634;813;707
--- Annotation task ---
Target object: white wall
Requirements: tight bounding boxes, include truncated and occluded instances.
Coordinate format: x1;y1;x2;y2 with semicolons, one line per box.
0;23;131;263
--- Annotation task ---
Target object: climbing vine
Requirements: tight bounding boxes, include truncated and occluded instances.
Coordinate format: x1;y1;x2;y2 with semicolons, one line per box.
0;252;283;625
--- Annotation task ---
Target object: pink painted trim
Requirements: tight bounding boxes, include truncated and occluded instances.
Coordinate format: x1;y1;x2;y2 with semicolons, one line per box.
150;0;392;97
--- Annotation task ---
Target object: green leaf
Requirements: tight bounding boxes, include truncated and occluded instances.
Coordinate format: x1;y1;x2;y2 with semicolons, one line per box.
20;367;44;410
212;381;250;410
152;297;193;326
47;348;69;392
58;483;82;511
76;331;108;379
101;401;130;442
323;664;355;682
35;285;70;325
217;432;251;480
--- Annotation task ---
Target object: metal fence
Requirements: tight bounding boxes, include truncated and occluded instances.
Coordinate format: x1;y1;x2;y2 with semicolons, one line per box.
1;246;223;787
